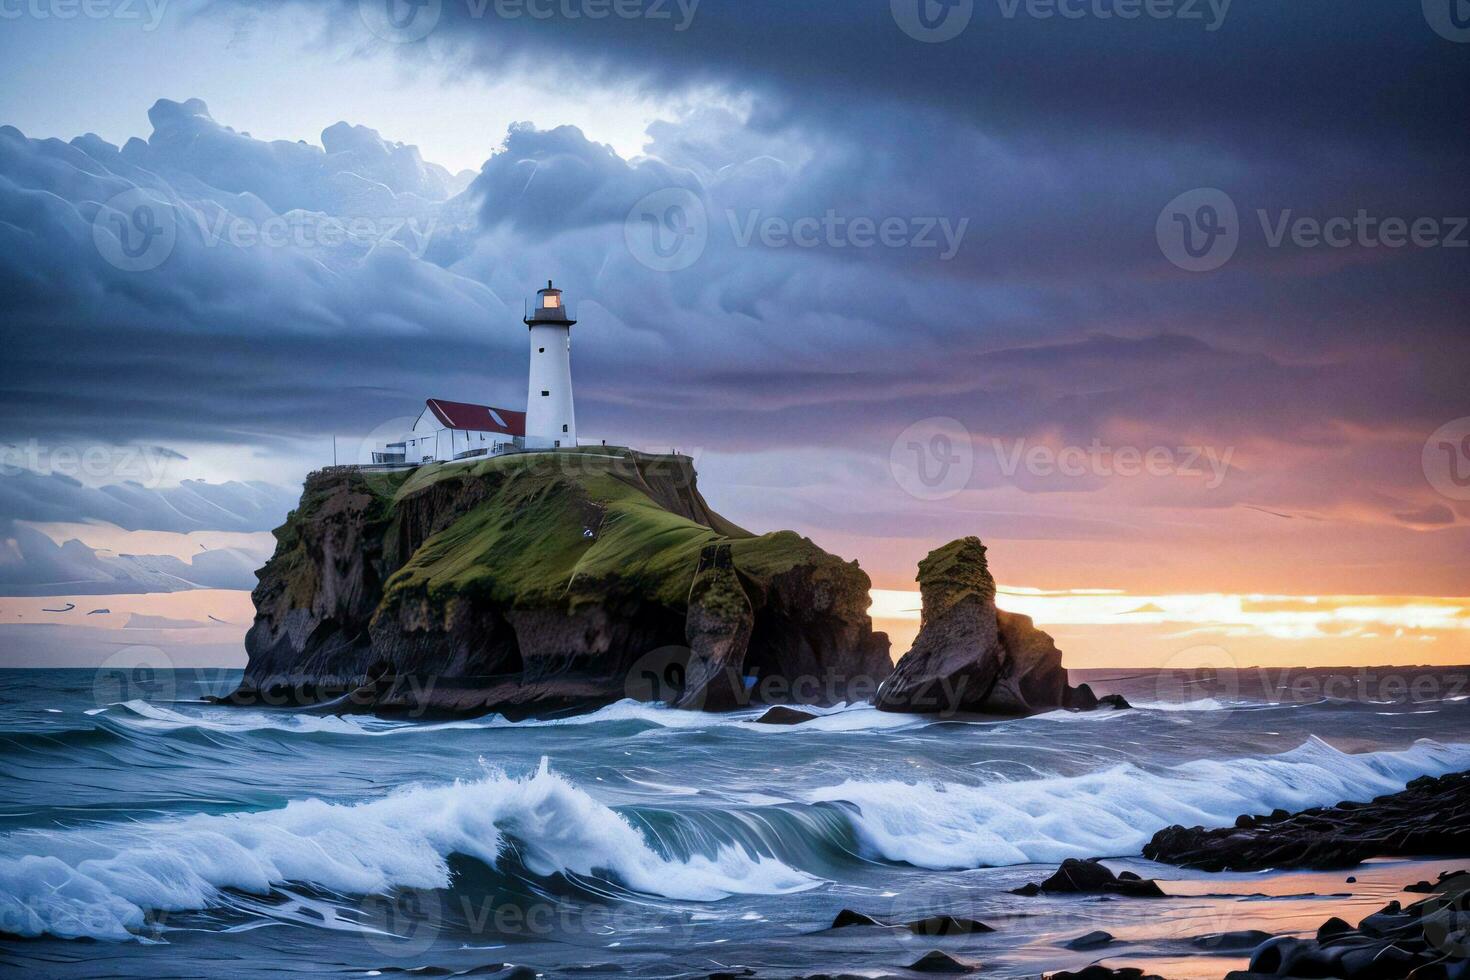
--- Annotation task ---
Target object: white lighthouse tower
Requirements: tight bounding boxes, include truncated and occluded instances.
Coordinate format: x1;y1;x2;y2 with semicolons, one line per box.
524;280;577;449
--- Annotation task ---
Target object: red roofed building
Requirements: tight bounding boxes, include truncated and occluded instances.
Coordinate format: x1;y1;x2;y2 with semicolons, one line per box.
378;399;527;464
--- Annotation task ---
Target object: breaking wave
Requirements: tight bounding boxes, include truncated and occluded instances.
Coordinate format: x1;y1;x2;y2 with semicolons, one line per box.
804;736;1470;869
0;760;814;941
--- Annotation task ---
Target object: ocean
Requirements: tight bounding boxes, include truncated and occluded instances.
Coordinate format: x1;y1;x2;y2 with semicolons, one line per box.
1;666;1467;978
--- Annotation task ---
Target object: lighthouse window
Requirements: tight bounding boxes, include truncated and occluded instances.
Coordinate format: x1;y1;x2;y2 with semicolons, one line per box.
539;347;545;353
562;425;568;433
541;390;550;397
544;295;561;309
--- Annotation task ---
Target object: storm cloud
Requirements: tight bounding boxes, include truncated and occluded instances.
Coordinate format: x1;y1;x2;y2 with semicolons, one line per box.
0;0;1466;593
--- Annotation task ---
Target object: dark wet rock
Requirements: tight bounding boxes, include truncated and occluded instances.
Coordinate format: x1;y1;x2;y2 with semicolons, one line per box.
875;538;1118;717
1193;929;1275;951
1064;929;1116;950
906;950;979;973
754;706;819;725
1144;770;1470;871
827;910;992;935
217;454;891;717
1048;968;1166;980
829;909;881;929
1043;858;1118;892
1012;858;1167;898
905;915;993;936
376;967;535;979
1232;872;1470;979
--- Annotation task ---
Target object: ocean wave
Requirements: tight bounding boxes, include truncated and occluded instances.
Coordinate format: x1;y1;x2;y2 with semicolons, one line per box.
91;698;929;737
1127;697;1228;712
804;736;1470;870
0;760;814;941
91;700;496;737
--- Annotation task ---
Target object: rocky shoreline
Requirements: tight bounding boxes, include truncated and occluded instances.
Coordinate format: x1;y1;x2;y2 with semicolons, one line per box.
789;771;1470;979
221;455;1117;720
1144;770;1470;872
1227;869;1469;980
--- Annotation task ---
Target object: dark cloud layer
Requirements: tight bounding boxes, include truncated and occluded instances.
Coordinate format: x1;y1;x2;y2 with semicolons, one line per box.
0;1;1466;593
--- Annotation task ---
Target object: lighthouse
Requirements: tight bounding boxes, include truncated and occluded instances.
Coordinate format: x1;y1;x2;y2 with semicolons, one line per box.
523;280;578;449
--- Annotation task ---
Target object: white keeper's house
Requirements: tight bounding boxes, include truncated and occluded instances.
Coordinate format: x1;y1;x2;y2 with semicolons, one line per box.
375;280;585;466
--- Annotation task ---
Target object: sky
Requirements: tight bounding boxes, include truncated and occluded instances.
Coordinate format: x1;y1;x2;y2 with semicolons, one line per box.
0;0;1467;669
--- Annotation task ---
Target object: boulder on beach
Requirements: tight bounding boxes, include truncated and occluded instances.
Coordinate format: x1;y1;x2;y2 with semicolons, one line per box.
1011;858;1167;898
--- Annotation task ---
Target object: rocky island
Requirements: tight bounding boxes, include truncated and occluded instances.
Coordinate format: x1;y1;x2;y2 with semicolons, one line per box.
220;450;1111;719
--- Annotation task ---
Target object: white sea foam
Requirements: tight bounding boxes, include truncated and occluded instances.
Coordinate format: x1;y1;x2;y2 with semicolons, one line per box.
1128;698;1228;712
97;698;965;738
804;736;1470;870
97;700;505;737
0;760;814;941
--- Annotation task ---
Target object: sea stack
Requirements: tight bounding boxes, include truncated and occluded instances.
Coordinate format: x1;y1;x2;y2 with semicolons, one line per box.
875;536;1117;716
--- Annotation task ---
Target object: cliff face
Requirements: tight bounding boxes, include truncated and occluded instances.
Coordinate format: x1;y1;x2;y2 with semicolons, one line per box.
875;536;1111;716
230;450;890;716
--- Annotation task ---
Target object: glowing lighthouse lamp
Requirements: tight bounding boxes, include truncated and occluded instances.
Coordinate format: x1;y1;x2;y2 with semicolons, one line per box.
523;281;578;449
